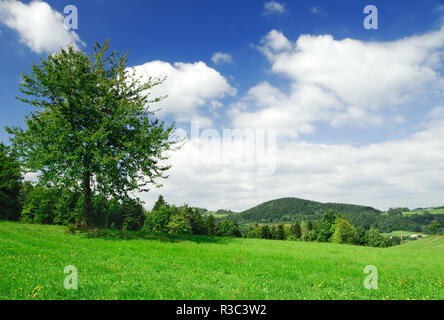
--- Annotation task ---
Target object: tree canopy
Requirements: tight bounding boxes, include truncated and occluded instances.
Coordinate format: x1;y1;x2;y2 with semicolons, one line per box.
6;41;177;228
0;143;23;221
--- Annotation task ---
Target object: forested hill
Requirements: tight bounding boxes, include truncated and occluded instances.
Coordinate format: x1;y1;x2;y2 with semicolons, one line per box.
226;197;381;225
225;198;444;233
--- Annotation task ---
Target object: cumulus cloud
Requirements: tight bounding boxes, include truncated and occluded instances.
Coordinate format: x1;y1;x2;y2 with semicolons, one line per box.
129;61;236;126
139;107;444;211
264;1;286;15
230;27;444;135
229;81;342;137
130;24;444;213
0;0;84;53
211;52;232;65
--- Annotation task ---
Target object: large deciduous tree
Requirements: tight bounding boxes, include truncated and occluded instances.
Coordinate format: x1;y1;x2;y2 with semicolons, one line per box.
7;40;177;229
0;143;23;221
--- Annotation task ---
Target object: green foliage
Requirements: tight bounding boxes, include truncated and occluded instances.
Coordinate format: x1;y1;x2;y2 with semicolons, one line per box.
167;213;192;235
225;197;444;234
331;218;358;245
182;205;205;235
7;41;177;228
272;224;285;240
246;224;262;238
356;226;366;245
301;221;317;241
21;185;58;224
316;210;337;242
365;228;389;248
144;204;176;233
217;220;242;237
53;188;81;225
20;185;143;230
428;220;441;235
289;221;301;239
152;195;167;212
204;214;217;236
387;208;404;216
142;199;241;237
0;143;23;221
227;197;381;224
121;197;145;231
260;225;272;239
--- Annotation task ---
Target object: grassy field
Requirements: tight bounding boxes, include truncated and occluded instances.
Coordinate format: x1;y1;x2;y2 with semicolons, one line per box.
380;207;444;216
0;221;443;300
202;211;230;219
403;208;444;215
381;231;424;237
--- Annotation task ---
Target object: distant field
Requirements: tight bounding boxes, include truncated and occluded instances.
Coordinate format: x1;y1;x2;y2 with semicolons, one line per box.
381;231;424;237
380;207;444;216
202;211;230;219
0;222;443;300
403;208;444;215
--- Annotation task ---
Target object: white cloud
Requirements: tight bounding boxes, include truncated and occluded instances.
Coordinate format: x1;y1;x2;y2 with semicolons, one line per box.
230;27;444;135
0;0;84;53
229;81;341;137
211;52;232;65
139;107;444;212
129;61;236;126
258;29;292;60
309;6;326;16
264;1;286;15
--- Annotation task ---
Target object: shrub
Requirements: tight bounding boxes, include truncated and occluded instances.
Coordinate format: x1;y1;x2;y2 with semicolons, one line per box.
260;225;272;239
365;228;388;247
168;214;192;235
317;210;337;242
289;221;301;239
121;198;146;231
245;224;260;238
143;204;176;233
217;220;242;237
204;215;217;236
331;218;358;245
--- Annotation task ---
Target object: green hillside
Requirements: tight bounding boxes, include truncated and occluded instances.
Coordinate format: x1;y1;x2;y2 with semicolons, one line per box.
227;197;381;224
225;198;444;234
1;221;442;300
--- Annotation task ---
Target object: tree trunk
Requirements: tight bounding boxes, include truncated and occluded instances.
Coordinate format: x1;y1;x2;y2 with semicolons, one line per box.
83;170;92;229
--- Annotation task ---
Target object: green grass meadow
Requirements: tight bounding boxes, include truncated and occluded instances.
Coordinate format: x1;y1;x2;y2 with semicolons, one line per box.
0;221;443;300
403;208;444;215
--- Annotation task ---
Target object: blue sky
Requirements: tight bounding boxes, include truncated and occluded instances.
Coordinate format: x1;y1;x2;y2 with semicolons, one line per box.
1;0;444;211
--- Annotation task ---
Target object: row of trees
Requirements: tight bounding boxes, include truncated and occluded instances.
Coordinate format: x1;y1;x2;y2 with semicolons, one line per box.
245;210;402;247
142;196;242;237
20;184;146;231
1;138;241;237
0;143;147;231
1;148;243;238
226;198;444;234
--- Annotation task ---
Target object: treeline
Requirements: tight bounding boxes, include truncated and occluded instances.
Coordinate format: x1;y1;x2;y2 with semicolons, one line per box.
142;196;242;237
0;142;145;231
226;198;444;234
20;184;146;231
245;210;402;248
